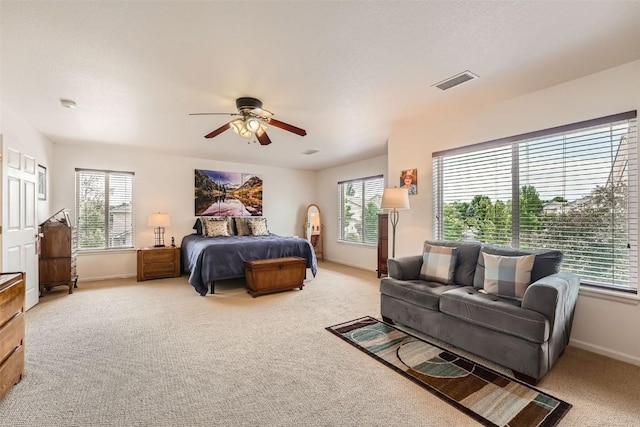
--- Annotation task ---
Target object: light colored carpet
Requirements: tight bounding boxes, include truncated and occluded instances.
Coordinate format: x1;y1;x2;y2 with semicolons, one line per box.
0;262;639;426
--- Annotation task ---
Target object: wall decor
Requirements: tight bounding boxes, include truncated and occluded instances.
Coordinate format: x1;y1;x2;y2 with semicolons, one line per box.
37;164;47;200
195;169;263;216
400;168;417;195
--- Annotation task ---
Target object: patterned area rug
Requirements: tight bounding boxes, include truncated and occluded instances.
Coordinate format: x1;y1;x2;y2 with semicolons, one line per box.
327;316;571;427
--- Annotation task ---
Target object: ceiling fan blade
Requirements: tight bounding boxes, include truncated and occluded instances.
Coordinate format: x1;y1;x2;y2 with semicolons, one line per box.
205;122;232;139
255;129;272;146
267;118;307;137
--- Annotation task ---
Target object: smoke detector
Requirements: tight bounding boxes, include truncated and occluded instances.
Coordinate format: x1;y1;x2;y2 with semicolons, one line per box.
60;99;77;109
432;71;479;91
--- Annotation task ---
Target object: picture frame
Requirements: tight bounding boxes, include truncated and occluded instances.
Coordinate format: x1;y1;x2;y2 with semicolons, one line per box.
400;168;417;195
37;164;47;200
63;210;72;227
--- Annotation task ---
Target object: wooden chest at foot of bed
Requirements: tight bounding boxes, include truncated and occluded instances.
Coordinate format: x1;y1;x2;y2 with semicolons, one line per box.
244;257;306;297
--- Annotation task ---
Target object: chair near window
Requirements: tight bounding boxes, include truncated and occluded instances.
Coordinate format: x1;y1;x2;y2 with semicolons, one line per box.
303;204;323;261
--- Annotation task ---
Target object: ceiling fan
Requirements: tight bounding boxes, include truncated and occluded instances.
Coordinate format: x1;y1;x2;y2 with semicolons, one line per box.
189;97;307;145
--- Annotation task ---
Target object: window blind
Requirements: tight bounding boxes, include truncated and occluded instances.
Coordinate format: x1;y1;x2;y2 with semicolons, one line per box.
338;175;384;244
433;111;638;292
75;169;135;250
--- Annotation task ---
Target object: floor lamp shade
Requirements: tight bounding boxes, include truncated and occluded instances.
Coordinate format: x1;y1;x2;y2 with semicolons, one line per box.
148;213;170;247
380;188;410;258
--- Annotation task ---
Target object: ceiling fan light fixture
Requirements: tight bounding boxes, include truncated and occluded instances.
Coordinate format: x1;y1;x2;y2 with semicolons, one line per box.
246;118;260;133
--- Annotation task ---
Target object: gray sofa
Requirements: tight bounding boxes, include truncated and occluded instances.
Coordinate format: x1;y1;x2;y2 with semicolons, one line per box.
380;240;580;384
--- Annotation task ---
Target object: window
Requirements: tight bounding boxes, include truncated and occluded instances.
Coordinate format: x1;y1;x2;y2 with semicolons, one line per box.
433;111;638;293
338;175;384;244
75;169;135;250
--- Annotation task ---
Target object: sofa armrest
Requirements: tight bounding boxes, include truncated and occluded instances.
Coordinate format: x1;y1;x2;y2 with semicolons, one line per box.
388;255;423;280
521;272;580;363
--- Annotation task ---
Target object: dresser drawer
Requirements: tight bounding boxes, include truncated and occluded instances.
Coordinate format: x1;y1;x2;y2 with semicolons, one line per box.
0;279;24;326
141;249;177;263
0;312;24;363
0;344;24;401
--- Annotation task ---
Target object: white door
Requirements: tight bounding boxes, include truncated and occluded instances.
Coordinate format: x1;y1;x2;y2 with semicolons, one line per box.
1;136;39;310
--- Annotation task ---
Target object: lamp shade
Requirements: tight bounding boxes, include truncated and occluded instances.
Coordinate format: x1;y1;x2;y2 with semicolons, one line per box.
147;213;171;227
381;188;410;210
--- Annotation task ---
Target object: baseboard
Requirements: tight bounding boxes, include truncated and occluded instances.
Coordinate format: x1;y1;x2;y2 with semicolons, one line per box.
321;258;376;273
77;273;137;283
569;338;640;367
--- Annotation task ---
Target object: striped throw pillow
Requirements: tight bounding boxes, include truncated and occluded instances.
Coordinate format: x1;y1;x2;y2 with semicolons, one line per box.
482;253;536;300
420;244;458;285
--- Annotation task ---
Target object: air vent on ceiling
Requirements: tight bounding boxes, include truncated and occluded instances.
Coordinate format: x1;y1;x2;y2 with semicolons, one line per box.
302;149;319;155
433;70;479;91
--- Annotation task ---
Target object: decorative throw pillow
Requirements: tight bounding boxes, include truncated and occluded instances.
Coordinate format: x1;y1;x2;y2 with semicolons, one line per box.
482;253;536;300
201;217;230;237
419;244;458;285
234;217;252;236
248;219;269;236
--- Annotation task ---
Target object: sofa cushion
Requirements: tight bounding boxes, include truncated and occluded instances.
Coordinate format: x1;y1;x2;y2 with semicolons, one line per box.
380;277;460;311
473;245;563;289
420;244;458;285
440;287;550;343
424;240;482;287
483;253;536;300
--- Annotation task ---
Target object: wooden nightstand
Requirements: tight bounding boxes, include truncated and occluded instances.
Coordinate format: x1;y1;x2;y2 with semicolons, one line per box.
136;247;181;281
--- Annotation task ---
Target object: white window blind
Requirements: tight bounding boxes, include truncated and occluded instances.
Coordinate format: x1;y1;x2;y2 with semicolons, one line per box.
338;175;384;244
75;169;135;250
433;111;638;292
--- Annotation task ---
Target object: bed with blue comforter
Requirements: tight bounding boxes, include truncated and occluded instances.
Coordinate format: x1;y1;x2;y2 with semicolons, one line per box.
181;233;318;295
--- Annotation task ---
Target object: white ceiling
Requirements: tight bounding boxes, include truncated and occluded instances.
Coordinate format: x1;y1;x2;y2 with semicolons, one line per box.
2;1;640;171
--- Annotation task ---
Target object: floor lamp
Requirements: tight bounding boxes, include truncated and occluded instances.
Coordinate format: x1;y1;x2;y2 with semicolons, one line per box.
380;187;410;258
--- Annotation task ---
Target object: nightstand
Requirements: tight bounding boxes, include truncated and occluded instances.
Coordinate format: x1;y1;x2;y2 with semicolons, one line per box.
136;247;181;281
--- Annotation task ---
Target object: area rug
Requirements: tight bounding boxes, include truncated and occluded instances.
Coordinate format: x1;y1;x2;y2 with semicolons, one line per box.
326;316;571;427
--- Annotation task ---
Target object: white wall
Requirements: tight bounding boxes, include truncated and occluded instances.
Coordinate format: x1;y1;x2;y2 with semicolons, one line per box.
317;155;387;271
388;59;640;365
52;143;317;281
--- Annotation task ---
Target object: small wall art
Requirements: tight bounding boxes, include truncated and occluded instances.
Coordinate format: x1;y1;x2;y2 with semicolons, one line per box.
37;164;47;200
400;168;417;195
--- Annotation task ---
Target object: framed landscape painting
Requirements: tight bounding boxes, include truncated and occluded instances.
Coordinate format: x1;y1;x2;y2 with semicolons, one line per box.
194;169;263;216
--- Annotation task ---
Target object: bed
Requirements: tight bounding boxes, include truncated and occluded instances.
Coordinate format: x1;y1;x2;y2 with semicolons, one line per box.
181;233;318;296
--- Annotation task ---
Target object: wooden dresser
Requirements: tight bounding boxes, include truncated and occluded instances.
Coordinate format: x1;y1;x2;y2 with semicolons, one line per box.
137;247;181;281
377;213;388;278
0;272;25;401
39;220;78;295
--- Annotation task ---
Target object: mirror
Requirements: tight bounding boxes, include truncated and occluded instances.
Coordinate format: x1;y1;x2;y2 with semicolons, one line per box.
304;204;323;261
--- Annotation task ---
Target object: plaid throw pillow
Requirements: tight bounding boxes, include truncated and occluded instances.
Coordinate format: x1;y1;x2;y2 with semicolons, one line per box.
201;217;230;237
248;218;269;236
420;244;458;285
482;253;536;300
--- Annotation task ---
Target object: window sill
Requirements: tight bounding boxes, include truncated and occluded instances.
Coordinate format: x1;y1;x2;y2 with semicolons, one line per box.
78;248;136;256
578;286;640;305
337;240;377;248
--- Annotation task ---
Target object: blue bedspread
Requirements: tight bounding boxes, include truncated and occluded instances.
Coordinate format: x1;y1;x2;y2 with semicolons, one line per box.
181;233;318;295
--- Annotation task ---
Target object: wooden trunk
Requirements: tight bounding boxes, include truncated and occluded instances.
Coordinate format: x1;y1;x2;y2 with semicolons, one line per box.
244;257;306;297
0;272;25;401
